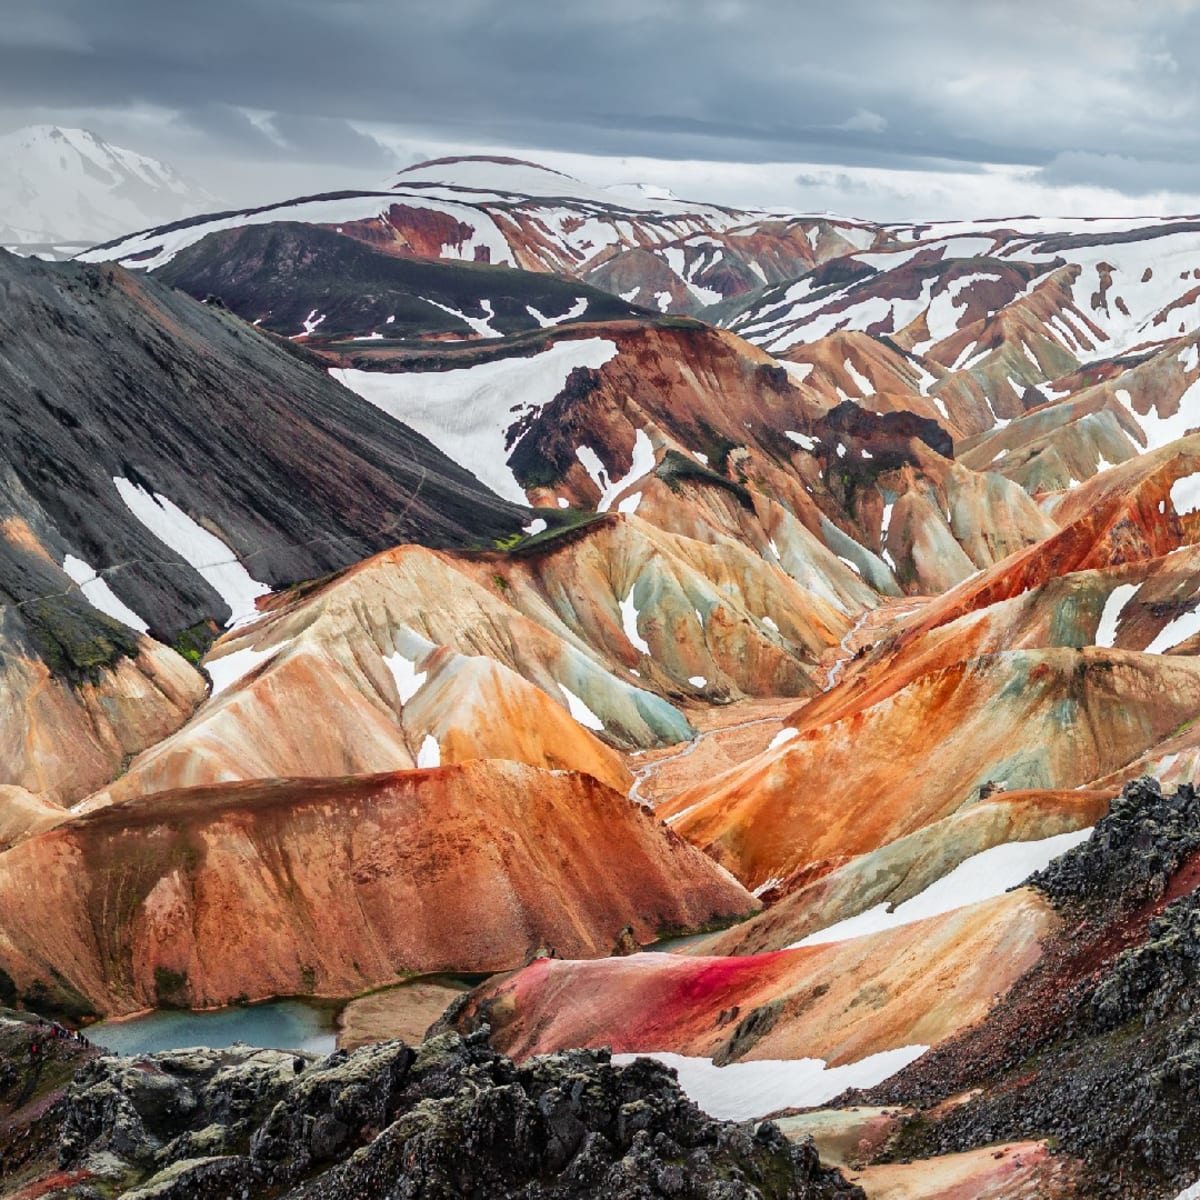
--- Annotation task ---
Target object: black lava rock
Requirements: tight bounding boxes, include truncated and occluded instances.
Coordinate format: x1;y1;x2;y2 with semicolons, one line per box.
44;1029;862;1199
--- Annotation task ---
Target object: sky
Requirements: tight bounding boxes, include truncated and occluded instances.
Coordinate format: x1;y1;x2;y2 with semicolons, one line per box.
4;0;1200;220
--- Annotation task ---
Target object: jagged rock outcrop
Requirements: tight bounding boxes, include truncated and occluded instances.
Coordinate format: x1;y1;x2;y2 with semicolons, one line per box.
847;780;1200;1198
1029;776;1200;910
2;1021;862;1199
1088;886;1200;1031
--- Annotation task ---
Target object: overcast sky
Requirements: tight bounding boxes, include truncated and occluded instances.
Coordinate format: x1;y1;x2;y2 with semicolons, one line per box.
4;0;1200;220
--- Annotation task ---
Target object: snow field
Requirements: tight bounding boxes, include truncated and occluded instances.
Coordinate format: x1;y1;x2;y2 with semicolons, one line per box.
789;828;1093;948
333;338;620;505
612;1045;928;1121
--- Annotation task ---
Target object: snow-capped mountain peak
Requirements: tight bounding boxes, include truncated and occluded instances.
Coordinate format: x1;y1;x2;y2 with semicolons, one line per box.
0;124;216;248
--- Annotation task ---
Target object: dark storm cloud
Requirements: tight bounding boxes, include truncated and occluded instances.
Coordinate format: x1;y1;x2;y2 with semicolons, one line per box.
1037;151;1200;195
3;0;1200;191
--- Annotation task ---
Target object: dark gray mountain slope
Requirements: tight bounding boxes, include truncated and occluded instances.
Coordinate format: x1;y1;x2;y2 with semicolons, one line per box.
153;221;643;341
0;250;527;642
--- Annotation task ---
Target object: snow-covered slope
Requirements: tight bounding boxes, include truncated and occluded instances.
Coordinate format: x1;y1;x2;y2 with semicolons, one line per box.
0;125;214;246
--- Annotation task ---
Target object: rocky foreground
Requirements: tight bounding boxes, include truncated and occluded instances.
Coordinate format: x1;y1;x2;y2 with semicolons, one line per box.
0;1020;859;1199
850;778;1200;1198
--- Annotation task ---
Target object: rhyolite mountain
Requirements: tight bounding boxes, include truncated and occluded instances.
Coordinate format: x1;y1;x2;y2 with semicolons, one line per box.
5;155;1200;1199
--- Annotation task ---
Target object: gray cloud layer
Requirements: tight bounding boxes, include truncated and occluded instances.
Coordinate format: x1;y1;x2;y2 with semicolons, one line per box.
2;0;1200;201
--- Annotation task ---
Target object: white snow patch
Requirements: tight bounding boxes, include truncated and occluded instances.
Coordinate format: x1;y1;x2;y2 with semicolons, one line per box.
298;309;325;337
762;616;779;632
781;361;815;384
929;391;952;422
617;491;643;515
880;502;894;537
1146;595;1200;654
790;828;1092;948
333;339;620;505
1171;472;1200;516
557;496;570;509
1180;343;1200;373
611;1047;928;1122
664;799;704;826
62;554;149;633
206;645;275;698
786;431;818;451
837;555;862;576
1116;386;1200;452
689;675;707;687
416;734;440;768
385;651;428;705
423;296;499;338
525;518;548;535
752;877;782;898
844;358;874;396
1095;583;1139;648
694;451;709;464
113;479;269;626
526;297;588;327
689;281;724;307
560;685;605;731
768;727;799;751
619;592;651;654
950;340;979;371
577;429;657;512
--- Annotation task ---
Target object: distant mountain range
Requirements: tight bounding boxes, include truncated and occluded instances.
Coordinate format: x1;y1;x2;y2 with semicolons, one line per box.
0;124;215;250
83;153;883;315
